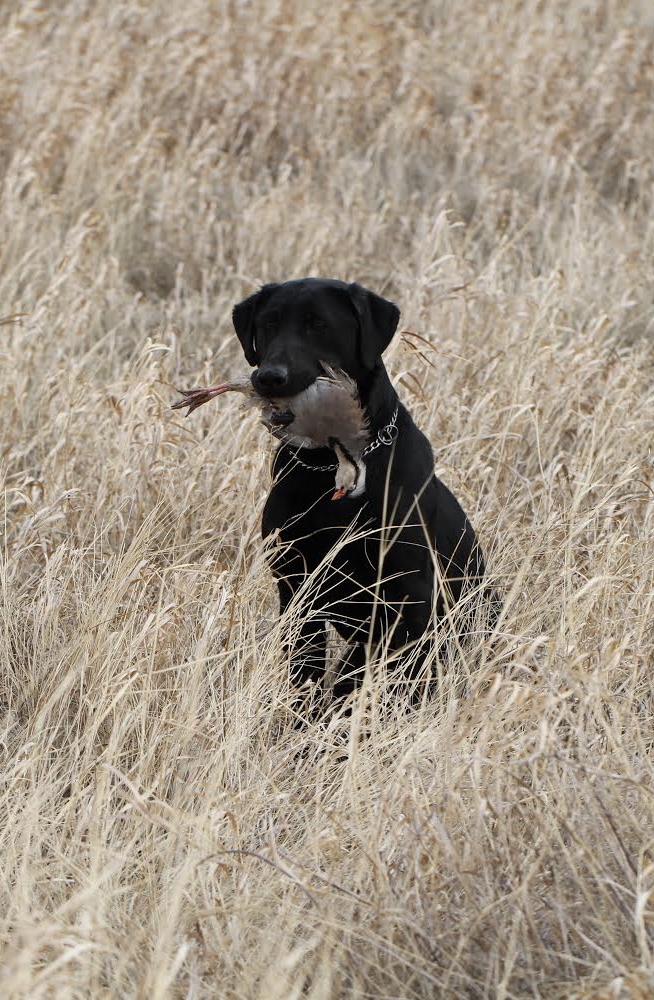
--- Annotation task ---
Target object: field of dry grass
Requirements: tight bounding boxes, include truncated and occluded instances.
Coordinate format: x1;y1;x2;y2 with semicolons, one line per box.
2;1;654;996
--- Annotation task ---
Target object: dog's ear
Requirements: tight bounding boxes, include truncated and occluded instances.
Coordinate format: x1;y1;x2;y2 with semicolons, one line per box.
232;284;279;366
347;282;400;370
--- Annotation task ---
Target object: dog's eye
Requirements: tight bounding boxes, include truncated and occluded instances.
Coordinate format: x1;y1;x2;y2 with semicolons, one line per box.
306;314;326;333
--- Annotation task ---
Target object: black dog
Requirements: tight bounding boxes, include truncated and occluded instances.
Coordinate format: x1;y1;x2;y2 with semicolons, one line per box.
233;278;488;699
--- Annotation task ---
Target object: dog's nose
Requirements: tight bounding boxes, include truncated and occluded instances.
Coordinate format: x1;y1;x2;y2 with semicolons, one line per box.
253;364;289;395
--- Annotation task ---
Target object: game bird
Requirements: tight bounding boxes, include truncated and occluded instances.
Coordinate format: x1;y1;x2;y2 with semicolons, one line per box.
172;367;370;500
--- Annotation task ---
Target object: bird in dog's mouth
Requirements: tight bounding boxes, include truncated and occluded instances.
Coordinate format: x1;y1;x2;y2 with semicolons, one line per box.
171;366;369;500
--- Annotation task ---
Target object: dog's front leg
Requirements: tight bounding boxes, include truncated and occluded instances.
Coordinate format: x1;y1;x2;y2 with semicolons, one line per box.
331;642;367;700
276;578;327;691
263;499;329;698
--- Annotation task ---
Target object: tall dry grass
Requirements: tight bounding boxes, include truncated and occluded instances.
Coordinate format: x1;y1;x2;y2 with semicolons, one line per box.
2;1;654;996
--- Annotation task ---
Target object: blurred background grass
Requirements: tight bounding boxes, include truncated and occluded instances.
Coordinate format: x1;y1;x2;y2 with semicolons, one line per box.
1;2;654;997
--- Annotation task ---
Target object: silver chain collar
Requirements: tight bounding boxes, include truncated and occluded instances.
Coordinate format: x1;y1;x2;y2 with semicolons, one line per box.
288;406;399;472
361;406;400;455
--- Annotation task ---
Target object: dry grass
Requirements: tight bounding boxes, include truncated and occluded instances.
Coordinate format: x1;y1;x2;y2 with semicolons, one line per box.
2;1;654;996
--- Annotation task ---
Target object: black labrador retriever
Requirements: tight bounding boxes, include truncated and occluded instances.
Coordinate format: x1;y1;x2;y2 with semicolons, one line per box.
232;277;488;700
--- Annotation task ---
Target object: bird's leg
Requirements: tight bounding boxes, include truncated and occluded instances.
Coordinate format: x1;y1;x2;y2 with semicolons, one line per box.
171;382;238;416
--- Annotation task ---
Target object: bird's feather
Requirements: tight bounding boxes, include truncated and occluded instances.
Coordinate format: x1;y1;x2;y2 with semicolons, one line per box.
273;369;369;452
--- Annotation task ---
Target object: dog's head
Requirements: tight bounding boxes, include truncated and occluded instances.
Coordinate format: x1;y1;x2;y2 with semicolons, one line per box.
232;278;399;397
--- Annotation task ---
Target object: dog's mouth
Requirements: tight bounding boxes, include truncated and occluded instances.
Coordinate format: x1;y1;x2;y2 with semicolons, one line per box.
250;360;342;400
266;409;295;427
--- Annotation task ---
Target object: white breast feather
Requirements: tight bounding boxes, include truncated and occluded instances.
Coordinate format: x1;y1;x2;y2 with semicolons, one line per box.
274;370;369;452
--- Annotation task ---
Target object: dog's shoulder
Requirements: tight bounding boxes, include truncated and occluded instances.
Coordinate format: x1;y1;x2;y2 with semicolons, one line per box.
363;403;437;514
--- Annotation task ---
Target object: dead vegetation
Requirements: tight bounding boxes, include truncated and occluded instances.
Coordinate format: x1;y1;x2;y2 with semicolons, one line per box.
1;1;654;997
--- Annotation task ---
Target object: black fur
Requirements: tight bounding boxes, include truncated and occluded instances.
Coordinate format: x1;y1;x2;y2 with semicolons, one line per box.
232;278;489;699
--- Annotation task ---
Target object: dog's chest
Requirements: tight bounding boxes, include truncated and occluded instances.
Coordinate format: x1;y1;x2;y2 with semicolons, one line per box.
265;478;380;587
264;464;373;546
